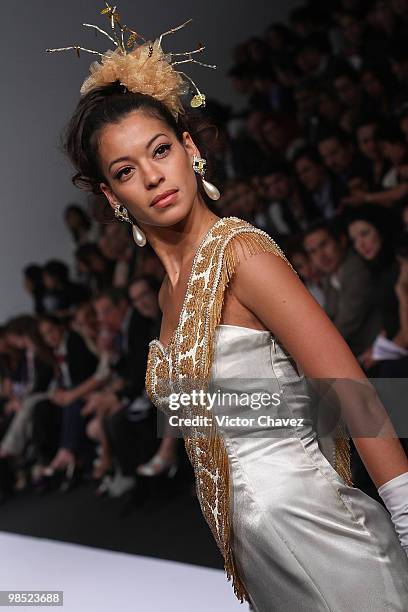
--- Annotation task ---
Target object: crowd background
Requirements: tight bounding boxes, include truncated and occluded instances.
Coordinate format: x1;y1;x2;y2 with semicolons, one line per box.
1;0;408;505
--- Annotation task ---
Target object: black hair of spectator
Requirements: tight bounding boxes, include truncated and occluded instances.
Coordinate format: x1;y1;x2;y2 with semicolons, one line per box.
130;273;161;295
352;113;382;134
64;204;92;231
343;202;401;240
75;242;104;266
285;240;308;260
332;62;360;84
265;22;296;48
302;216;347;244
202;99;232;131
294;31;332;58
360;62;396;89
394;228;408;260
93;287;129;306
258;160;292;178
375;121;406;145
292;146;323;168
227;63;253;79
43;260;70;284
23;264;43;289
389;39;408;63
343;204;401;265
396;104;408;121
251;62;275;80
6;315;55;365
315;127;352;149
38;314;65;329
290;5;329;30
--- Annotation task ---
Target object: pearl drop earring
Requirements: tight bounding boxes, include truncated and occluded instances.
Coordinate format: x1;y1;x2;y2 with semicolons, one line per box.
192;155;221;201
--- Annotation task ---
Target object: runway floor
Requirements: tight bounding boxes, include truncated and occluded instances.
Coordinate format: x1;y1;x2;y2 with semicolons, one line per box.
0;531;246;611
0;481;248;611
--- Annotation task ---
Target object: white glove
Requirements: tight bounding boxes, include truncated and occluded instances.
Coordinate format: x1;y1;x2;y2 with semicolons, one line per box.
378;471;408;556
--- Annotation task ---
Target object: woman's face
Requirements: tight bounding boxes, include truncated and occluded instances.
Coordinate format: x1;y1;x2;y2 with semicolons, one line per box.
6;333;26;350
98;111;200;230
318;93;341;121
290;252;313;281
24;276;33;294
400;116;408;142
357;124;379;160
348;220;382;260
43;272;56;290
39;321;63;350
362;71;383;99
402;205;408;229
295;157;325;192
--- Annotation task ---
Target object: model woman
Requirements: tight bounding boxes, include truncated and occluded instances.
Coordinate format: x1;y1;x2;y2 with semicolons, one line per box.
49;7;408;610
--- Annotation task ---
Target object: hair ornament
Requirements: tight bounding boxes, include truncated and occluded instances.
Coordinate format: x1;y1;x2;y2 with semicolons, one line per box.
45;2;216;119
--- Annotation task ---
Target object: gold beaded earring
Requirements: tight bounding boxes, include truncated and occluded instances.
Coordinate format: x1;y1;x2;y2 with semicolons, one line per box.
113;203;147;247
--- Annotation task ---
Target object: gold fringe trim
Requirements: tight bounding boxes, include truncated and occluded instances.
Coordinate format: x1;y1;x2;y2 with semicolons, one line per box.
201;228;298;603
334;420;353;487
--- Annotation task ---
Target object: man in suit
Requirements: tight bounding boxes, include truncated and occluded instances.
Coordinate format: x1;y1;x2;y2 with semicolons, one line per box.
86;287;159;496
303;219;386;502
32;316;99;468
303;219;382;357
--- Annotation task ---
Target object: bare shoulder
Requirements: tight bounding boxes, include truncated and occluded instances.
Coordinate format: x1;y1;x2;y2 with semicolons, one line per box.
226;230;299;297
226;231;365;379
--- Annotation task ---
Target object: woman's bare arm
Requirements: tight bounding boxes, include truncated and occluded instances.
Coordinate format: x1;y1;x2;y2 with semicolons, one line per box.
229;244;408;488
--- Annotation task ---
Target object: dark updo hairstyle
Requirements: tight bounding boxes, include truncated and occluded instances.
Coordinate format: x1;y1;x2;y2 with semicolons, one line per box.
62;81;217;222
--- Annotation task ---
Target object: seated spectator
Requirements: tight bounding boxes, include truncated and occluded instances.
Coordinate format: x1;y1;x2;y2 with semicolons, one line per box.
260;111;305;161
75;243;115;292
23;265;45;316
286;243;326;308
354;115;390;188
32;316;100;488
317;128;371;199
342;122;408;207
218;179;263;226
128;275;162;339
360;63;397;116
42;260;90;317
64;204;98;247
82;288;154;494
378;122;408;188
0;316;54;463
332;63;373;131
293;147;341;218
316;87;344;131
98;223;137;288
303;219;383;356
345;205;406;373
250;63;284;113
133;242;165;283
293;33;333;85
389;40;408;107
261;163;320;241
398;106;408;143
293;83;319;144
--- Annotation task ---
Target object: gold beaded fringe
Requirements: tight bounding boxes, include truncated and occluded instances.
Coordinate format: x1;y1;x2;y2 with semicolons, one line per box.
199;229;298;603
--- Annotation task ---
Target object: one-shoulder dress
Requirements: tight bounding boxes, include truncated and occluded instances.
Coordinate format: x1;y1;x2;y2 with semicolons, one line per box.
145;216;408;611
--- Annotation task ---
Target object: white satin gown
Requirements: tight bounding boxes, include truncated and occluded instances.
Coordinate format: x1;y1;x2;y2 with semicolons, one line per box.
208;324;408;612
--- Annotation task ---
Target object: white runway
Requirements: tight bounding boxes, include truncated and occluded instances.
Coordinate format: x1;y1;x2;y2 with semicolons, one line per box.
0;531;248;611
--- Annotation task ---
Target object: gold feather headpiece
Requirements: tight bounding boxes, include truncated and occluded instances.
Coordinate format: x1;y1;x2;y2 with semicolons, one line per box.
46;2;216;119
